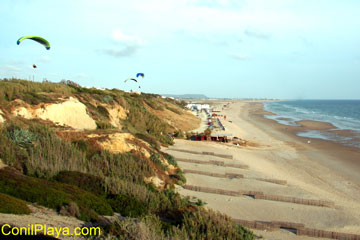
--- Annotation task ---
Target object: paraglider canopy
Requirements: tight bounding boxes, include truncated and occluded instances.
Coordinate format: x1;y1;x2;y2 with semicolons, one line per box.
32;64;37;69
17;36;50;50
136;73;144;78
124;78;138;83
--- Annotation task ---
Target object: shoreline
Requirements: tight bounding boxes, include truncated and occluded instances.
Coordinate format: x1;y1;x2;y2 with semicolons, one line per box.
164;100;360;239
262;101;360;149
249;102;360;184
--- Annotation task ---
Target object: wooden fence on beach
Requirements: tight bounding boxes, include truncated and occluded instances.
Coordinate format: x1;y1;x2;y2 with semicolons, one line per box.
233;219;360;240
183;185;334;208
182;169;244;179
169;148;233;159
175;157;249;169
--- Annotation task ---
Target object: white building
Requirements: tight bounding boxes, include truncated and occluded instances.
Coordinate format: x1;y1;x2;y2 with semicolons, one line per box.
186;103;210;111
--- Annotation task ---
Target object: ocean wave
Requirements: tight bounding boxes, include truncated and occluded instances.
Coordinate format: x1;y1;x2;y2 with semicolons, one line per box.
264;101;360;132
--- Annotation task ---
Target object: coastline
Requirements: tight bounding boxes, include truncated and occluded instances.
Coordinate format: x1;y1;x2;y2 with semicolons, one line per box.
249;102;360;184
164;100;360;239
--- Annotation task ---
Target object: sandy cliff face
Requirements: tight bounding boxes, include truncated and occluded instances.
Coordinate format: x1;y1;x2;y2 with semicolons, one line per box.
0;109;5;124
106;104;128;128
89;132;151;158
12;97;97;130
144;176;165;188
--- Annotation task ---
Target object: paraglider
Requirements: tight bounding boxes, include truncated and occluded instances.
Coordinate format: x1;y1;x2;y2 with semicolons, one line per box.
136;73;144;78
17;36;50;50
124;73;144;91
32;64;37;69
124;78;138;83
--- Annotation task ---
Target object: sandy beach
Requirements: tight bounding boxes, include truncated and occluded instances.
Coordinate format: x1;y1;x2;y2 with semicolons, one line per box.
163;101;360;240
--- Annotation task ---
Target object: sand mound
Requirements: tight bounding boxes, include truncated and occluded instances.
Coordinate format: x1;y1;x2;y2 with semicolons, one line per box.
12;97;97;130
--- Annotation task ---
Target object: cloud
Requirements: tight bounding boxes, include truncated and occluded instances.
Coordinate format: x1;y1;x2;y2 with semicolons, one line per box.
0;61;25;75
101;46;139;57
244;29;271;39
38;56;51;63
228;52;251;61
111;29;144;46
0;64;22;72
101;29;143;58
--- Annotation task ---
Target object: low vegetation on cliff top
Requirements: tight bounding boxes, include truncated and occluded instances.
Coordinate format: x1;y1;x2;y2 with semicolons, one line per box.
0;78;254;239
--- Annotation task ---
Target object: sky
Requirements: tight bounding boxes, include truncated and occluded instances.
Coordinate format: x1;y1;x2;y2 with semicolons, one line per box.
0;0;359;99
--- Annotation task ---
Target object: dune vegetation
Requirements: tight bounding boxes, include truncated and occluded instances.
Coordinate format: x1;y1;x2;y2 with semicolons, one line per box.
0;78;254;239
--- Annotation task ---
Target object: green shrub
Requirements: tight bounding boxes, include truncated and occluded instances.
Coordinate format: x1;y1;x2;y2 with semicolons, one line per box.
0;78;74;103
163;153;178;167
178;208;255;240
96;121;113;129
135;133;160;150
0;167;113;221
53;171;106;196
6;125;37;148
101;95;114;103
0;193;31;215
96;105;110;118
107;194;148;217
150;153;167;171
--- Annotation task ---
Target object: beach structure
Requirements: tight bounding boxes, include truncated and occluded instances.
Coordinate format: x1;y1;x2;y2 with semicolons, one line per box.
189;134;229;142
186;103;210;111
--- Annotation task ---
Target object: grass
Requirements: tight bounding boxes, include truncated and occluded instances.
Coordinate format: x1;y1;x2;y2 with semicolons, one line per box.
0;167;113;222
0;78;74;104
176;208;255;240
0;79;255;239
0;193;31;215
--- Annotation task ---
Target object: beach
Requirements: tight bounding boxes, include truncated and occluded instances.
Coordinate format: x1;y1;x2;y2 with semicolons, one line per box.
163;100;360;240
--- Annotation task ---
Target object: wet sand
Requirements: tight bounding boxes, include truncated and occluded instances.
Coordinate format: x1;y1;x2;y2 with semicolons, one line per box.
249;102;360;184
163;100;360;240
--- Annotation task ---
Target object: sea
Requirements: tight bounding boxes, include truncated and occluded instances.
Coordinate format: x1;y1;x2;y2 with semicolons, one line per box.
263;100;360;148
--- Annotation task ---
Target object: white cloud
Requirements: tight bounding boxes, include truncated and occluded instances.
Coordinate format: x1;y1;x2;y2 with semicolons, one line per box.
111;29;144;46
101;46;139;58
38;56;51;63
101;29;144;58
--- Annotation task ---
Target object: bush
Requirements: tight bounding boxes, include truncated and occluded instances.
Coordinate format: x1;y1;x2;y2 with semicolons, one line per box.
96;120;113;129
96;105;110;118
107;194;148;217
53;171;106;196
0;167;113;222
0;193;31;215
6;125;37;148
0;78;74;103
178;208;255;240
59;201;80;218
163;153;178;167
101;95;114;103
135;133;160;150
150;153;167;171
